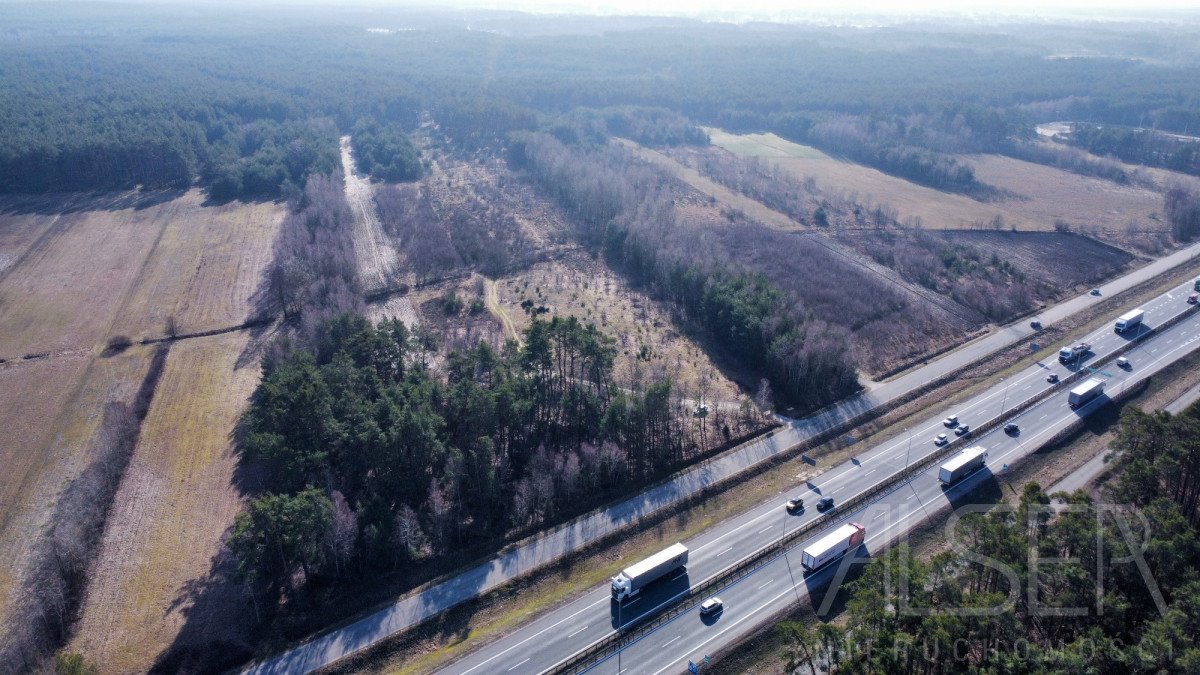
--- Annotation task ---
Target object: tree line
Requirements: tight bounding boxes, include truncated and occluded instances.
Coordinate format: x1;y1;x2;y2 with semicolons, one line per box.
1067;125;1200;177
350;118;423;183
507;131;973;403
229;312;754;607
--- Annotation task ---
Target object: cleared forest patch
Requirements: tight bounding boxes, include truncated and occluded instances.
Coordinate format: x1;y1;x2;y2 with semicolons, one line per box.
934;230;1135;291
69;331;260;673
494;255;757;407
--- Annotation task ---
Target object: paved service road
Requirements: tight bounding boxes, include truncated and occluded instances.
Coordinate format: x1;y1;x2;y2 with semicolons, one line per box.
245;245;1200;675
442;285;1200;675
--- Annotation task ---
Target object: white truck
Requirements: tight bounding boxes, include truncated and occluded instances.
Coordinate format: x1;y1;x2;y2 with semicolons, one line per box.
800;522;866;573
1115;309;1145;333
1059;342;1091;362
1068;377;1106;409
938;446;988;486
611;543;688;601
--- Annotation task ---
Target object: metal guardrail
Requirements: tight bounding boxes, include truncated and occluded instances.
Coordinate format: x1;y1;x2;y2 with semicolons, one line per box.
546;303;1199;675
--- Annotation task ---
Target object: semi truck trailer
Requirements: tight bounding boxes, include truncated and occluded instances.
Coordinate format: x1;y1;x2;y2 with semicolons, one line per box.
1115;309;1145;333
800;522;866;573
1068;377;1106;409
939;446;988;486
611;543;688;601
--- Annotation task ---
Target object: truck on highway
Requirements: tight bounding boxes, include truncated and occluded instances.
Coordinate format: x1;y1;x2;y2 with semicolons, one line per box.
1068;377;1106;409
938;446;988;486
1194;276;1200;292
1059;342;1091;362
1115;309;1145;333
611;543;688;601
801;522;866;573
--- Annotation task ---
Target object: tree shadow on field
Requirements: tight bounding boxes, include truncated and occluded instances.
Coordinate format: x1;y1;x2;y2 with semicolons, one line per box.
150;432;268;673
0;188;189;215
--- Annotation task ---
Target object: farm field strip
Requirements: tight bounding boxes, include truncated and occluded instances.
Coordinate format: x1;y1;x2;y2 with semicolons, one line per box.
0;189;284;668
70;330;262;672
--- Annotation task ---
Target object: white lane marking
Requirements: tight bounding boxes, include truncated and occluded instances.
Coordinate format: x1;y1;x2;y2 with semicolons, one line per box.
457;591;610;673
662;635;681;648
507;658;530;671
691;507;776;553
568;625;589;638
716;546;733;557
758;579;774;590
905;493;917;501
648;314;1200;672
758;526;774;534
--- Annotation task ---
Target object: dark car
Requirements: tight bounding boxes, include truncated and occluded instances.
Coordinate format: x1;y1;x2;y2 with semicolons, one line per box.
955;424;971;436
1046;373;1059;383
1090;288;1102;296
816;497;835;511
1030;320;1042;330
785;497;804;512
1004;423;1019;434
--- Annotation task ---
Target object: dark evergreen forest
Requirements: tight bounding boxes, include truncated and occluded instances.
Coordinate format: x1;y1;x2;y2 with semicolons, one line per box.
4;4;1200;198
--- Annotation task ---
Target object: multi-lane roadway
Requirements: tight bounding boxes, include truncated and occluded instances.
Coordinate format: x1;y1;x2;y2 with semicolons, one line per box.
442;277;1200;675
244;248;1200;675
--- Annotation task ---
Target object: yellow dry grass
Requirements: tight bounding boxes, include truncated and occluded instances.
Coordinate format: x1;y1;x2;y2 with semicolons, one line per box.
706;128;1172;234
70;331;260;672
111;190;282;338
965;153;1166;232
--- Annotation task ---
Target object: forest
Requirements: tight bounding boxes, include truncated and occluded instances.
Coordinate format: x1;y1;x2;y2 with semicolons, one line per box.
778;403;1200;674
5;5;1200;198
232;311;727;604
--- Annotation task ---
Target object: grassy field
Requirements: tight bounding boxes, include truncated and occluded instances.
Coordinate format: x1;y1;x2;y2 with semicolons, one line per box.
0;189;282;668
111;190;282;338
0;346;154;632
705;128;1173;234
69;331;262;672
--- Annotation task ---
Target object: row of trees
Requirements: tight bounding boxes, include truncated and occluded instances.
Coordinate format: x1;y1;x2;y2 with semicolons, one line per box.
1164;187;1200;242
1068;125;1200;177
230;313;749;602
548;106;710;148
0;346;170;670
266;172;362;339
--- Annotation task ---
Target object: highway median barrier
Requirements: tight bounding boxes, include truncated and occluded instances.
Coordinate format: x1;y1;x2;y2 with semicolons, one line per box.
545;302;1200;675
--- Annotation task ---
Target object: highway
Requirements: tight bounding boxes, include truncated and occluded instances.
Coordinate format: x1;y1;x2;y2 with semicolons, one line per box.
244;247;1200;675
441;278;1200;675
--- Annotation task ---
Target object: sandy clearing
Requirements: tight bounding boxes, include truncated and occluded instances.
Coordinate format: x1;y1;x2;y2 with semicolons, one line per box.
70;331;261;672
341;136;400;294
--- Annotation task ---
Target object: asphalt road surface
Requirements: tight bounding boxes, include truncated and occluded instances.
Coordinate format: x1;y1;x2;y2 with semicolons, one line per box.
442;284;1200;675
245;246;1200;675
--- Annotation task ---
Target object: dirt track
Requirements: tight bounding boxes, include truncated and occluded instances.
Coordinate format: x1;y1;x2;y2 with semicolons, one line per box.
340;136;400;294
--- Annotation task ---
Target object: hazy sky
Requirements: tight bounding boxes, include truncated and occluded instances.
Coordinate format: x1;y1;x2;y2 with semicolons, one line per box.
464;0;1200;18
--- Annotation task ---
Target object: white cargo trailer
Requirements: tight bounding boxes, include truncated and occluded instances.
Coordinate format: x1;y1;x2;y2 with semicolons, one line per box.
800;522;866;573
938;446;988;486
1068;377;1106;409
611;543;688;601
1115;309;1145;333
